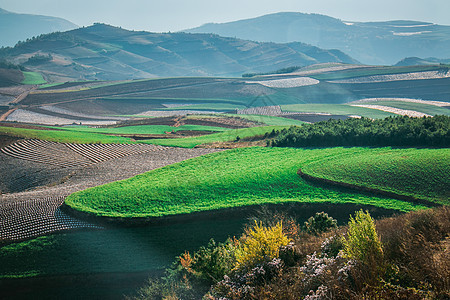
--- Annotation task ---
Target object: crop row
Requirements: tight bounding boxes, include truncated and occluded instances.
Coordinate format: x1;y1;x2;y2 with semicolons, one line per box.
1;139;164;167
0;197;102;242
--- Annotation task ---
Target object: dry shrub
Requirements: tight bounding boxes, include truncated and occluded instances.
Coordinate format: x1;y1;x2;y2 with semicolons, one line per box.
376;206;450;298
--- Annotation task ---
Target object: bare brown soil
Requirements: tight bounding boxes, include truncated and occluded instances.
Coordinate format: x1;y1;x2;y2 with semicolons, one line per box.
119;115;260;129
0;134;20;148
0;142;221;242
0;68;24;87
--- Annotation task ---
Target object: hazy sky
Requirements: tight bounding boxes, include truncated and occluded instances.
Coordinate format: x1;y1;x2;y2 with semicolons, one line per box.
1;0;449;31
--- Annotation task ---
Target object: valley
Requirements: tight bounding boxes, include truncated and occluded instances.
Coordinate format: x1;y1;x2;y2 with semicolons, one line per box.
0;7;449;299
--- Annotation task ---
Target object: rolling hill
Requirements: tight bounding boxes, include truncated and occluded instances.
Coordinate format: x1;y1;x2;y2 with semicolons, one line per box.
0;23;358;81
185;12;450;65
0;8;78;47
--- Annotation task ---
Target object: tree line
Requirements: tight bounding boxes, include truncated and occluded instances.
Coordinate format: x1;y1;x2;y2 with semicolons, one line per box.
268;115;450;147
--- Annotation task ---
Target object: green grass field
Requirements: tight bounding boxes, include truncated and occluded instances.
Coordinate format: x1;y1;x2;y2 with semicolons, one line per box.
281;104;395;118
139;126;289;148
301;148;449;205
65;147;432;219
228;114;306;126
0;126;132;144
50;124;231;135
21;72;47;85
155;103;247;111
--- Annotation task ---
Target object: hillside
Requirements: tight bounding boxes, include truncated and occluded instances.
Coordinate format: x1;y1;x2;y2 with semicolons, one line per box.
185;12;450;65
0;23;357;81
0;8;77;47
0;62;447;127
395;57;450;66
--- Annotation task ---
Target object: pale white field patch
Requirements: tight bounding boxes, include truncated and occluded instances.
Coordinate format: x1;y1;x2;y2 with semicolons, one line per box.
351;105;432;118
247;77;319;88
136;110;219;117
6;109;118;125
331;70;450;83
350;98;450;107
392;31;432;36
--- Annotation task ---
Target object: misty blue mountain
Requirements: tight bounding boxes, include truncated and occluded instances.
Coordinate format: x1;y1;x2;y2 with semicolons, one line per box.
185;12;450;65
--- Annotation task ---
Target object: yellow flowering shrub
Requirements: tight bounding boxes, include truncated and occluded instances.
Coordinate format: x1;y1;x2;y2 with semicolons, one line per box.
234;221;290;271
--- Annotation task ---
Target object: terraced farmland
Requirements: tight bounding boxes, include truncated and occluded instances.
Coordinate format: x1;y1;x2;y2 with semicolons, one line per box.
65;147;432;219
1;141;220;243
141;126;288;148
0;197;102;242
1;139;160;167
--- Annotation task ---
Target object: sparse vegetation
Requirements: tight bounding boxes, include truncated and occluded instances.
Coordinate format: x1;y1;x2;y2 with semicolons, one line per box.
132;207;450;299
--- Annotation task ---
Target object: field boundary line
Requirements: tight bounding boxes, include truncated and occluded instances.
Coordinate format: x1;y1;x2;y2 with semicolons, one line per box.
297;168;440;208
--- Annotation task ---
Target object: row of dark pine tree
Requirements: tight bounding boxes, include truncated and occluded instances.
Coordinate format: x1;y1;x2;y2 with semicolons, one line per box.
269;115;450;147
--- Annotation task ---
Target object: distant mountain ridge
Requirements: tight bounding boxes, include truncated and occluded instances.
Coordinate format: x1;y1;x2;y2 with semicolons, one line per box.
395;57;450;66
0;8;78;47
185;12;450;65
0;23;358;81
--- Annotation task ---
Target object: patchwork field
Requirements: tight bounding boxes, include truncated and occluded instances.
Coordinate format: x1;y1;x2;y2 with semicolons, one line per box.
1;63;449;297
65;147;435;219
4;65;448;127
140;126;288;148
0;126;132;144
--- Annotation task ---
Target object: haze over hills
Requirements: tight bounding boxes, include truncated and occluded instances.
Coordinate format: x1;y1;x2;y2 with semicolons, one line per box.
395;57;450;66
0;23;358;81
185;12;450;65
0;8;78;47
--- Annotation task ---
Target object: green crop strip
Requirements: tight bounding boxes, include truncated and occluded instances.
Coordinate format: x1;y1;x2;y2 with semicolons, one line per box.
227;114;306;126
0;126;132;144
281;104;395;118
139;126;290;148
65;147;431;219
21;72;47;85
301;148;449;205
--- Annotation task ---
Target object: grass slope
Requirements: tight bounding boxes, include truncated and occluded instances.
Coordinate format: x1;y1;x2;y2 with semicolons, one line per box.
0;126;132;144
281;104;395;118
229;114;306;126
21;71;46;85
65;147;430;218
140;126;288;148
301;148;449;205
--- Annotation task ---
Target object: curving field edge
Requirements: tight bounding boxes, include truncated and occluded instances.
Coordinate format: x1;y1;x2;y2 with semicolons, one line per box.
297;168;440;208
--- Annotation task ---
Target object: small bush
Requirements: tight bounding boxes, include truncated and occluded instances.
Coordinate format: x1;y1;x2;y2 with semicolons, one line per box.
235;221;290;271
189;239;236;284
343;210;383;264
342;210;384;289
303;212;338;235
